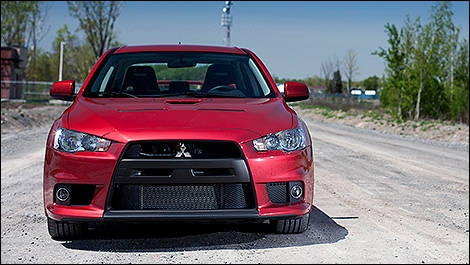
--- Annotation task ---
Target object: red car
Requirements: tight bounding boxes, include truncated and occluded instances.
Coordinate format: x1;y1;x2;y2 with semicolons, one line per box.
44;45;314;239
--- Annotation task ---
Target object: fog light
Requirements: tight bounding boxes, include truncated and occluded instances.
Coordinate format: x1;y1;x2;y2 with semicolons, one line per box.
290;184;303;199
56;187;70;202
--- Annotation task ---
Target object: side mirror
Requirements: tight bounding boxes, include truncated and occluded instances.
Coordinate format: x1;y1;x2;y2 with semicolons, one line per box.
284;81;309;102
50;80;76;101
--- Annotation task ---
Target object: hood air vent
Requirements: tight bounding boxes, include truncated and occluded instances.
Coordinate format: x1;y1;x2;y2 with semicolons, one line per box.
165;99;201;104
197;108;245;112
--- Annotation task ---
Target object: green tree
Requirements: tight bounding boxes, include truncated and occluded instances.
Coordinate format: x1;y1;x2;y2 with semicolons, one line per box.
362;75;380;91
450;39;469;122
431;1;462;120
67;1;124;59
52;25;96;82
412;19;434;120
1;1;37;46
375;1;468;123
373;23;405;118
413;2;460;120
25;2;50;81
333;70;342;94
31;49;56;81
2;1;54;83
304;75;324;87
400;15;418;119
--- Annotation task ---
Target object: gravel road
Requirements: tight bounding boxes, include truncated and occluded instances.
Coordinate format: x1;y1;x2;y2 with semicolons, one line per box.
1;115;468;264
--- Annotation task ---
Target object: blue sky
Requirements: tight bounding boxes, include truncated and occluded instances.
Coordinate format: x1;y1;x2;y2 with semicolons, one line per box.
40;1;469;81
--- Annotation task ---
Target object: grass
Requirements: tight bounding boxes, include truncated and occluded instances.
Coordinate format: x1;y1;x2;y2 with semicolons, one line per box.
295;102;467;132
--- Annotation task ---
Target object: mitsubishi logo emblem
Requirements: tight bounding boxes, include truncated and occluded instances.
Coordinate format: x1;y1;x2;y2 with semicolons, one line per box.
175;143;191;158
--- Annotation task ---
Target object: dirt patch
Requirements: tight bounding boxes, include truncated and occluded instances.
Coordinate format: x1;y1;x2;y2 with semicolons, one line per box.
293;105;469;145
1;102;69;135
1;107;468;263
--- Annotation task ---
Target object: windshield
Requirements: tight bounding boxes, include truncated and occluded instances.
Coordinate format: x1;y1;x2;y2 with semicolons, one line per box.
83;52;275;98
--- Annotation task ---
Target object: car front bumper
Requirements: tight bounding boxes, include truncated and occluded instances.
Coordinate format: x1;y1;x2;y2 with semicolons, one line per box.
44;138;314;222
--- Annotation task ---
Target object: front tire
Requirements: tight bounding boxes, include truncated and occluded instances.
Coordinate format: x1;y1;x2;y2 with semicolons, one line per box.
47;217;87;240
272;212;310;233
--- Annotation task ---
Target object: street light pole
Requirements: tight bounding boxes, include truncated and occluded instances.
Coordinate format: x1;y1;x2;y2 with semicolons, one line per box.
58;41;66;81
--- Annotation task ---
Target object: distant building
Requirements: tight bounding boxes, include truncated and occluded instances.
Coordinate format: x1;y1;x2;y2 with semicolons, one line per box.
1;46;27;99
349;86;378;99
350;87;363;96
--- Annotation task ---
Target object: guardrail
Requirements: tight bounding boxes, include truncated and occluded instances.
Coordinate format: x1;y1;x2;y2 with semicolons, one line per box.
1;80;82;102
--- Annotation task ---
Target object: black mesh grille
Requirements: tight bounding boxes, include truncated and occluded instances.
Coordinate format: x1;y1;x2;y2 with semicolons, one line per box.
123;141;241;159
112;184;253;210
266;182;288;204
107;140;257;212
143;185;218;210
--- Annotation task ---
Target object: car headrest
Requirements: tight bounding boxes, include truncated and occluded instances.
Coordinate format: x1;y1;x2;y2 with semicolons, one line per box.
124;66;159;92
169;81;190;94
201;64;236;92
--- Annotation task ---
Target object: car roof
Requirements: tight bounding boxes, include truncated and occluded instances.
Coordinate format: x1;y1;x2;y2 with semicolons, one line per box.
114;44;247;55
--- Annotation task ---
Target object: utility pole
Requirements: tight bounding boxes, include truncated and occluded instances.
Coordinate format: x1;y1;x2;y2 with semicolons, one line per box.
58;41;66;81
221;1;233;46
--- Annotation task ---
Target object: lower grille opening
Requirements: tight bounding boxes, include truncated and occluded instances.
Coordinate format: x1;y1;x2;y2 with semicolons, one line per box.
111;184;254;210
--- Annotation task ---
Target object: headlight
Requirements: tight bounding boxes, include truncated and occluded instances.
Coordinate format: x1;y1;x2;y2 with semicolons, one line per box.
53;128;111;153
252;127;306;152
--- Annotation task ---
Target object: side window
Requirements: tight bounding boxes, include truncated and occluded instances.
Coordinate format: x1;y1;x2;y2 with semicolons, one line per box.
239;63;259;97
99;66;115;93
248;59;270;96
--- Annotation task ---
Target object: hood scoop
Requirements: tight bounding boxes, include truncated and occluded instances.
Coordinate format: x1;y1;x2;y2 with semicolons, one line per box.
165;99;202;104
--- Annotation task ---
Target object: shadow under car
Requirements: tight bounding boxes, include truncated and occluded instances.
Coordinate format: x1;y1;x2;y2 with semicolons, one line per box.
61;206;350;252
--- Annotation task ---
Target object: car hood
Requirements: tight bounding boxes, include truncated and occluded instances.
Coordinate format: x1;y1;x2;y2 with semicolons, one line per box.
67;97;293;143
